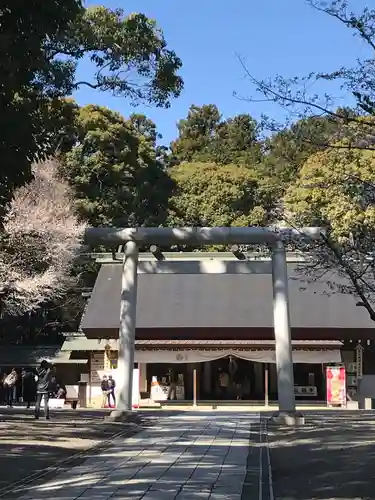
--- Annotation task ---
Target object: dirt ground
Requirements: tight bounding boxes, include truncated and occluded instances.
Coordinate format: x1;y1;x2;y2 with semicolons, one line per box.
0;407;160;496
268;411;375;500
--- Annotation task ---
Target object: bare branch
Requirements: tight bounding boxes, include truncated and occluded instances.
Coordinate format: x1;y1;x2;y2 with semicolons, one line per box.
73;81;100;90
307;1;375;51
320;233;375;320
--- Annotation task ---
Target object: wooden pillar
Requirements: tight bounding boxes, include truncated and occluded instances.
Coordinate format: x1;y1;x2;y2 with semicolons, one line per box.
139;363;148;393
193;368;197;407
264;363;269;407
253;362;263;396
269;363;277;396
186;363;193;399
88;352;92;405
203;362;211;396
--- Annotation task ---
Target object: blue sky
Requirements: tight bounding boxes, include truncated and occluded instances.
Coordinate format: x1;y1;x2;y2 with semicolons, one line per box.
74;0;369;144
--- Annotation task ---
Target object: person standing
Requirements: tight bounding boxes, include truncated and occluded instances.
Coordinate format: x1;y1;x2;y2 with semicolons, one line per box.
22;368;35;408
167;368;178;401
0;374;5;405
233;367;243;401
34;360;53;420
107;375;116;408
49;365;58;397
218;368;229;400
101;376;109;408
3;369;18;407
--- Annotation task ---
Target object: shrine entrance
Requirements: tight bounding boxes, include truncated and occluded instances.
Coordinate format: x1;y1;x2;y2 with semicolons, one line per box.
83;226;323;418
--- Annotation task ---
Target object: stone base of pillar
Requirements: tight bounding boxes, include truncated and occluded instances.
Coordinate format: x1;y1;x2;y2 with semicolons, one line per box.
269;411;305;426
106;409;141;424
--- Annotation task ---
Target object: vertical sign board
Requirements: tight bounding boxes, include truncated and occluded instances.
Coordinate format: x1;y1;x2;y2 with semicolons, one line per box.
132;368;140;409
326;366;346;407
356;343;364;381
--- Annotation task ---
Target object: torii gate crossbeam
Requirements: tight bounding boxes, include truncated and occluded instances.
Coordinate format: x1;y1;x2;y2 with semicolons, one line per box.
85;226;323;423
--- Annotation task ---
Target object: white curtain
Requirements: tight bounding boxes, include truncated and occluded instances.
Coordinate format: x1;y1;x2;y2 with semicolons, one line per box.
134;349;341;364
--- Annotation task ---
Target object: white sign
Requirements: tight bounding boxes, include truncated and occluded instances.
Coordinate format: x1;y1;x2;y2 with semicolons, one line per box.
40;398;65;409
132;368;140;408
150;382;168;401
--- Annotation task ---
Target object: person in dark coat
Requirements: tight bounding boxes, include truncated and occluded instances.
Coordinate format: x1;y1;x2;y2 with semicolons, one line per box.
107;375;116;408
167;368;178;400
101;376;109;408
49;365;58;397
22;368;36;408
34;360;53;419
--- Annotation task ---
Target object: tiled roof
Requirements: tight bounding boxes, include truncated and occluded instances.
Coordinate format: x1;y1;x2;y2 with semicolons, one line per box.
80;262;375;336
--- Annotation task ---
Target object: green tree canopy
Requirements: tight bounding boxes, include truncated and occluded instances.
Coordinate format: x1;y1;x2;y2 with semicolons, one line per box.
0;0;82;219
0;3;183;221
261;116;345;189
284;146;375;320
167;162;273;227
170;105;222;163
170;105;261;166
53;6;183;106
60;105;174;227
284;147;375;240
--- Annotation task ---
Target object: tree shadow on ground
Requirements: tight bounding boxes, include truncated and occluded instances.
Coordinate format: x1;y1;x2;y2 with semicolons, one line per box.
268;410;375;500
0;408;167;494
2;412;259;500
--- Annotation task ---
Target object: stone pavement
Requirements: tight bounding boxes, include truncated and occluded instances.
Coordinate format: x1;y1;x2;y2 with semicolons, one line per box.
268;410;375;500
12;412;261;500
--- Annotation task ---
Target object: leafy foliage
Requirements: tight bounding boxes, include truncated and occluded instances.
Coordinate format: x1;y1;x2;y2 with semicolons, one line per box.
53;6;183;107
261;116;345;189
60;105;175;227
170;105;261;166
285;147;375;238
0;0;82;219
284;146;375;319
0;3;183;221
167;162;273;227
233;0;375;319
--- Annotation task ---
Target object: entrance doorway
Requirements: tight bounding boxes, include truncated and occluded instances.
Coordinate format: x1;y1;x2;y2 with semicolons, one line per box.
145;357;264;401
202;357;258;400
144;355;326;403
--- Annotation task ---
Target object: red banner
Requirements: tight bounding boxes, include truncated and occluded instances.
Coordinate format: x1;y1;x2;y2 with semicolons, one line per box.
326;366;346;406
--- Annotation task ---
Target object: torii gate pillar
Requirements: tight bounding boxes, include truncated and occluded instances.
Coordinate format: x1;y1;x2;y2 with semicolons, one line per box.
85;227;321;425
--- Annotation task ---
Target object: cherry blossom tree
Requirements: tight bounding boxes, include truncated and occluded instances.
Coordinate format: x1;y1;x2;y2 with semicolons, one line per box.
0;159;86;316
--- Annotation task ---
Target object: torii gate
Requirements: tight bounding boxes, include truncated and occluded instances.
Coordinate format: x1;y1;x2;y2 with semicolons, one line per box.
85;226;322;423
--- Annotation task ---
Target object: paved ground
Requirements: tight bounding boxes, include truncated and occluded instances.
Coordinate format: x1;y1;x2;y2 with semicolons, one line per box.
4;408;375;500
0;407;161;496
7;411;262;500
268;410;375;500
